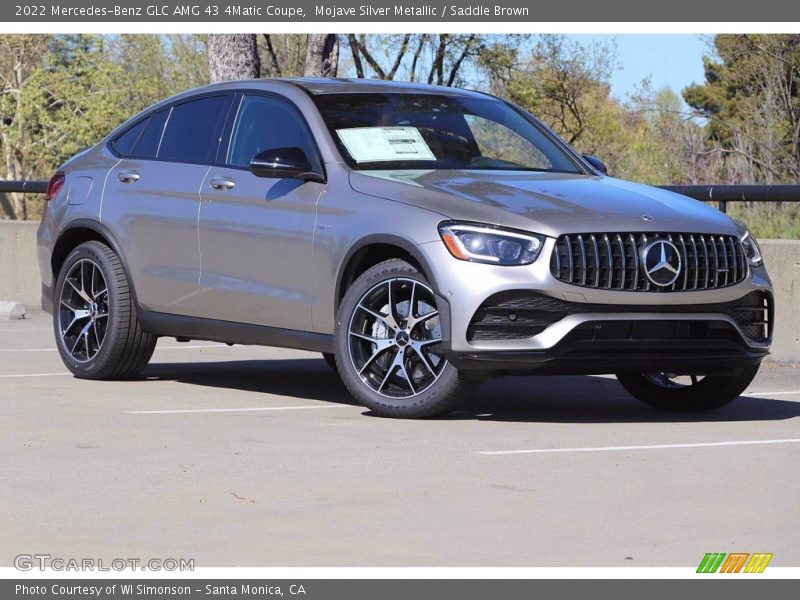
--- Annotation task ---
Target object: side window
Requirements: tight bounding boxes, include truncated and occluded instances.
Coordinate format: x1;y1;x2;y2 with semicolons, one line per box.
112;118;148;156
227;95;317;168
158;95;229;163
131;109;168;158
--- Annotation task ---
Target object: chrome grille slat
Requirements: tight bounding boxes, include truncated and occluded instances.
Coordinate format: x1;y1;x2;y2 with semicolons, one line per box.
565;235;573;283
689;235;699;290
603;234;613;289
629;234;639;290
720;236;729;286
615;234;626;290
551;232;747;292
641;234;650;291
578;235;587;285
700;235;710;289
677;234;689;290
590;234;601;287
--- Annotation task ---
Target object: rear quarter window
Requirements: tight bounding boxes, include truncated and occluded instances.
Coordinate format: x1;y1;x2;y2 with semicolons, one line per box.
131;109;169;158
112;118;148;156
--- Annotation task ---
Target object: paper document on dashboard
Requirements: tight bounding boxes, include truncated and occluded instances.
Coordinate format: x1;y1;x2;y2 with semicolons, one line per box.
336;127;436;163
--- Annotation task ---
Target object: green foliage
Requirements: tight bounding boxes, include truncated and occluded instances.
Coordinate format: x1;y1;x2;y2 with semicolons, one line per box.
683;35;800;183
20;36;130;172
1;33;799;237
727;202;800;239
0;34;208;219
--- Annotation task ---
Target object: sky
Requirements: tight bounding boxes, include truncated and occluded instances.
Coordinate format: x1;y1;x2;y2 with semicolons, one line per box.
568;34;710;103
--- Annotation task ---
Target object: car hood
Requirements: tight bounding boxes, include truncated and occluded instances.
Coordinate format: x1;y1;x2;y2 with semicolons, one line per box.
348;170;738;238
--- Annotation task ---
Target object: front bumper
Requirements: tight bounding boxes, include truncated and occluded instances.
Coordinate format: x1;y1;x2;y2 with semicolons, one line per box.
418;237;773;372
446;336;769;376
444;292;772;375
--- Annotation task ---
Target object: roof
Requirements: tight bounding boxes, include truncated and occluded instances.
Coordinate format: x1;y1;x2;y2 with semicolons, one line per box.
128;78;491;121
276;77;486;98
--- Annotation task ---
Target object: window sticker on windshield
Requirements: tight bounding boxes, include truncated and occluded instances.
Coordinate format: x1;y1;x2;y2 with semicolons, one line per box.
336;127;436;163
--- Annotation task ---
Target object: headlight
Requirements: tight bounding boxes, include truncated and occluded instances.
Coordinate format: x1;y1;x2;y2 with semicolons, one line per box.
735;220;763;267
438;221;545;265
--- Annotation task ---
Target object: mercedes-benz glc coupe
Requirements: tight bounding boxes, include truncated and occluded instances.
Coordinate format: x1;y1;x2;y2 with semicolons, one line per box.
38;78;773;418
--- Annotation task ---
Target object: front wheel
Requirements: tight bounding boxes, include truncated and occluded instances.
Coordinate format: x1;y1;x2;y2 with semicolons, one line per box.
616;364;761;412
334;259;477;418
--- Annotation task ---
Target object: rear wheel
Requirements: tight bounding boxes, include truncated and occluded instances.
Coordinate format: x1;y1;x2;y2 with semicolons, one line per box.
334;259;477;418
54;241;156;379
616;364;760;411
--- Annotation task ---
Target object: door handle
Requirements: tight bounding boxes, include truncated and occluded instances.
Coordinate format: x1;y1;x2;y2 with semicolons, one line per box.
117;170;140;183
209;177;236;191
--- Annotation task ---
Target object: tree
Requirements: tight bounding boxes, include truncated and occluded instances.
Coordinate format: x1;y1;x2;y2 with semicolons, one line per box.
259;34;307;77
343;34;524;87
0;34;213;220
501;35;617;146
683;34;800;183
0;35;48;219
207;34;260;83
304;34;338;77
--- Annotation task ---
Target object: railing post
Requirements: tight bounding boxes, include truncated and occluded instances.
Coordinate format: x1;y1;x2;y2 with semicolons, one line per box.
719;200;727;213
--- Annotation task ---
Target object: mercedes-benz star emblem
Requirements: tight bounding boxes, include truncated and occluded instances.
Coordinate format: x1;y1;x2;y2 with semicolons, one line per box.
641;240;682;287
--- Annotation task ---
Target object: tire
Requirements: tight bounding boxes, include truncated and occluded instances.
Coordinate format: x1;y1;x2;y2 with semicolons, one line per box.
616;364;761;412
321;352;338;371
54;240;157;379
334;258;478;418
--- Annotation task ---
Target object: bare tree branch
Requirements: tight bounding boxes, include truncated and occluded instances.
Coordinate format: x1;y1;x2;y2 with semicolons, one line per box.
347;34;364;78
262;34;282;77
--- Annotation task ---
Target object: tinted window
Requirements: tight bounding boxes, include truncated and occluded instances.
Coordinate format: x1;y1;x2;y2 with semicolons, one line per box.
158;95;229;163
131;109;168;158
112;118;148;156
227;95;316;168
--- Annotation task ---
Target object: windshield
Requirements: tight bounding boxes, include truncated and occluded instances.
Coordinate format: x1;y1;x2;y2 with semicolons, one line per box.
314;93;582;173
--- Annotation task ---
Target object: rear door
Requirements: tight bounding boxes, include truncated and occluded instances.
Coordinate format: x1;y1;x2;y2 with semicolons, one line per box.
198;93;324;330
103;94;233;316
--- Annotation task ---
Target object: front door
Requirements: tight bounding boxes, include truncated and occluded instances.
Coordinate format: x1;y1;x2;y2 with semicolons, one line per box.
198;94;324;331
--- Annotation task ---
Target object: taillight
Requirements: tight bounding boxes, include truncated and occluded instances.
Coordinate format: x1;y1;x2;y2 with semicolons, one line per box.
45;171;65;201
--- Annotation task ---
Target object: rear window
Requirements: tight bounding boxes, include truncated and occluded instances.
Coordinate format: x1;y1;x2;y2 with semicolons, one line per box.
158;95;229;164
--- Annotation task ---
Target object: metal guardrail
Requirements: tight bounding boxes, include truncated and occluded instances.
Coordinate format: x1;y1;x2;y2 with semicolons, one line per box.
2;180;800;213
0;180;48;194
660;185;800;213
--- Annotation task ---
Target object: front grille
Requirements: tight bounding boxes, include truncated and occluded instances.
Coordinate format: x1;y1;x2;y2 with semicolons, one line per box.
467;290;771;343
550;232;748;292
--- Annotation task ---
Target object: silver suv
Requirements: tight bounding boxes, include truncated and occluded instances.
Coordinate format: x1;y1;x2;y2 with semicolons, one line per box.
38;78;773;418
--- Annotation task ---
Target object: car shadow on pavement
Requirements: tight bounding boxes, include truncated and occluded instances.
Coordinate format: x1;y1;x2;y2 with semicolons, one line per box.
450;375;800;423
139;358;800;423
139;358;361;406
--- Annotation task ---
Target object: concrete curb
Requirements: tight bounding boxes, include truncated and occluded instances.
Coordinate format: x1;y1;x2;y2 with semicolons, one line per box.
0;301;26;320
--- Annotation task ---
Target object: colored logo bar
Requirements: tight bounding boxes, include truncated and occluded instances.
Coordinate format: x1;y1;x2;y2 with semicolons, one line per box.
697;552;773;573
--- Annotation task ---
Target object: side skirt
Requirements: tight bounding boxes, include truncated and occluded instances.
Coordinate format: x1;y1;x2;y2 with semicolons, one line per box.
137;310;333;354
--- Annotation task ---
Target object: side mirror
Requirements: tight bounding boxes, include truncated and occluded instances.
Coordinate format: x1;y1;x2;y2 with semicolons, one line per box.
249;147;324;182
583;155;608;175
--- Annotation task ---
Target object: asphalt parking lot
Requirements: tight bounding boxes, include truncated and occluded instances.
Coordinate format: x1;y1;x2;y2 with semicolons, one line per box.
1;312;799;568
